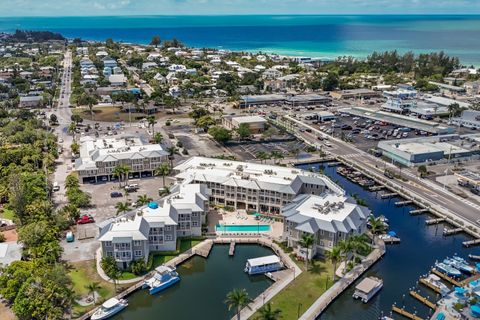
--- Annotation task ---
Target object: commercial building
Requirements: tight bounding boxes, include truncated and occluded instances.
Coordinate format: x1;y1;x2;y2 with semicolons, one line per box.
423;96;471;109
98;184;210;269
428;81;465;95
281;193;369;258
378;135;479;166
330;89;380;100
19;95;43;108
450;110;480;130
222;115;268;133
238;94;331;108
75;136;169;183
173;157;344;214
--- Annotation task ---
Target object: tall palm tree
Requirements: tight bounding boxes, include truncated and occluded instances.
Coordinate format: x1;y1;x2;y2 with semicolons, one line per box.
368;216;386;244
137;194;153;206
147;115;156;136
112;166;125;188
256;151;270;164
166;146;178;168
68;122;77;140
115;202;131;216
270;150;284;164
225;288;253;320
325;246;342;280
159;186;171;197
350;234;369;261
84;282;101;304
155;163;170;187
154;132;163;144
338;239;353;274
299;233;315;270
256;303;282;320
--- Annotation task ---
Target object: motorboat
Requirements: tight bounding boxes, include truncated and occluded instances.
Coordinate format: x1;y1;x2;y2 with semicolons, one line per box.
142;266;180;295
435;262;462;277
424;274;450;296
244;255;283;275
352;277;383;303
91;298;128;320
447;257;474;274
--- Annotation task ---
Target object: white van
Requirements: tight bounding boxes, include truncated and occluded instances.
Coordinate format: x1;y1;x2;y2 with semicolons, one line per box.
53;182;60;192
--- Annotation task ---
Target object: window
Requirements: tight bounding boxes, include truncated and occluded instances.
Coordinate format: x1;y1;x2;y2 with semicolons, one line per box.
104;241;112;247
166;235;173;241
166;225;172;231
192;221;199;227
133;240;142;246
107;251;113;257
134;250;142;257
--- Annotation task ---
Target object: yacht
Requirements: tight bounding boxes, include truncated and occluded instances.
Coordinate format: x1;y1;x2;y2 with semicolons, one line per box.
451;256;475;273
445;257;474;274
435;262;462;277
424;274;450;296
142;266;180;295
91;298;128;320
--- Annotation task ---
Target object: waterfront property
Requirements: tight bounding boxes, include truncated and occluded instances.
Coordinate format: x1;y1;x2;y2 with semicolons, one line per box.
75;136;169;183
98;183;210;269
281;193;369;258
174;156;344;214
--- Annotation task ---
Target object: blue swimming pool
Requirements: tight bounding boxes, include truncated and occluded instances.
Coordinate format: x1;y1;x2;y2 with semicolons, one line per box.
215;224;271;232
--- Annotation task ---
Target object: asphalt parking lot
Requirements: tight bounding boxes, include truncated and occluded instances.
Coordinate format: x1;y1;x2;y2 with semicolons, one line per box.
229;140;311;161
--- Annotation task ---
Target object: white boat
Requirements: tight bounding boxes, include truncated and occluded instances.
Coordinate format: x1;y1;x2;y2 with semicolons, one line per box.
450;256;475;274
142;266;180;295
424;274;450;296
352;276;383;303
244;255;283;275
435;262;462;278
91;298;128;320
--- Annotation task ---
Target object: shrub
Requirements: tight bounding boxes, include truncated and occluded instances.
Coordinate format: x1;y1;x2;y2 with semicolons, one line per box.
0;233;5;243
130;260;147;276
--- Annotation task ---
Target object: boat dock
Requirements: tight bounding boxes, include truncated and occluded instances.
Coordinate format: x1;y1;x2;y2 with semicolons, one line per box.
431;269;461;287
369;185;385;192
229;242;236;256
425;218;445;225
383;237;401;244
410;208;429;215
469;254;480;260
395;200;413;206
443;227;463;236
392;306;424;320
419;278;442;294
463;239;480;248
409;291;436;310
194;240;214;258
381;193;398;199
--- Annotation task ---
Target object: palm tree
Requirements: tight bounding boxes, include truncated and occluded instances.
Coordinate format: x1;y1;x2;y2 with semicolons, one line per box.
154;163;171;187
84;282;101;304
368;216;386;244
68;122;77;140
256;303;282;320
338;239;353;274
325;246;342;280
166;146;178;168
147;115;156;136
350;234;369;261
225;288;253;320
154;132;163;144
159;186;171;197
115;202;131;216
256;151;270;164
137;194;153;206
112;166;126;187
299;233;315;270
270;150;284;164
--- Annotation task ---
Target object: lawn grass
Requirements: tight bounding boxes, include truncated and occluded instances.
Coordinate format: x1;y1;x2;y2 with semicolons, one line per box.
73;106;164;122
151;238;204;269
251;259;335;320
69;260;131;317
0;207;15;220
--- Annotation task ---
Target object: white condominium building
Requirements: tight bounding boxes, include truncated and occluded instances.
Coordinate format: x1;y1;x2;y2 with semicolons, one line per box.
281;193;370;258
174;157;343;214
98;184;210;269
75;136;169;183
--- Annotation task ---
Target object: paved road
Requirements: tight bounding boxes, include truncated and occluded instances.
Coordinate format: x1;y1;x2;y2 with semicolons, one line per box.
281;115;480;228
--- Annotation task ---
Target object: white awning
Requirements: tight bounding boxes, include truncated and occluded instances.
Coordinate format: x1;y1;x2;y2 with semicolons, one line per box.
247;255;280;267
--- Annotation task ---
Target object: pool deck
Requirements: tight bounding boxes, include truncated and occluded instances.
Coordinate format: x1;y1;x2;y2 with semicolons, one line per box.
210;209;284;239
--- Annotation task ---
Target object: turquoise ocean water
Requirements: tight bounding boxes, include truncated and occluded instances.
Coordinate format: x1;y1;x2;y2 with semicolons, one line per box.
1;15;479;64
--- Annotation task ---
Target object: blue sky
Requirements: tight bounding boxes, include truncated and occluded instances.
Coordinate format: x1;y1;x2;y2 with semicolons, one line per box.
1;0;480;16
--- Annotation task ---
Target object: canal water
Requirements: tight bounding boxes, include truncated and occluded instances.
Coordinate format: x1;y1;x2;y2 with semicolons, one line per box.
111;244;273;320
295;163;480;320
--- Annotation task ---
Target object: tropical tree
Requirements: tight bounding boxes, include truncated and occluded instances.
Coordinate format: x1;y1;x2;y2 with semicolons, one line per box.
113;164;130;187
447;102;460;121
325;246;342;280
155;163;170;186
270;150;284;164
225;288;253;320
256;303;282;320
236;123;251;140
137;194;153;206
338;239;353;274
208;126;231;144
367;215;386;244
153;132;163;144
350;234;369;262
101;256;121;292
150;35;161;47
166;146;178;168
299;233;315;270
159;186;171;197
84;282;101;304
256;151;270;164
68;122;77;139
115;202;131;216
147;115;156;136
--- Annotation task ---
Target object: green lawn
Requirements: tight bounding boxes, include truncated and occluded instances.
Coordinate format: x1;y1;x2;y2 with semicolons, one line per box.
0;207;15;220
151;238;204;269
251;259;335;320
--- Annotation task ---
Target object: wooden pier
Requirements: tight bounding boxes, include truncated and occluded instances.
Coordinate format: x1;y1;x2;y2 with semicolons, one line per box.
383;237;401;244
443;227;463;236
419;278;442;294
194;240;214;258
463;239;480;248
469;254;480;260
410;208;429;215
425;218;445;225
381;193;398;199
431;269;461;287
392;306;424;320
229;242;236;256
395;200;413;206
409;291;436;310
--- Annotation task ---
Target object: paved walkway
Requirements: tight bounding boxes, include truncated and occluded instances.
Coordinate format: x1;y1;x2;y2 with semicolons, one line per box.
299;240;386;320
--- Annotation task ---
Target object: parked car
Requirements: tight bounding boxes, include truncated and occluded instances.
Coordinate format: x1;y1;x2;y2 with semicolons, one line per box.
66;231;74;242
341;125;352;130
110;191;123;198
125;184;139;192
77;214;95;224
